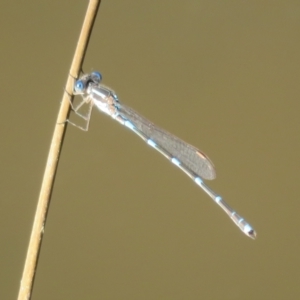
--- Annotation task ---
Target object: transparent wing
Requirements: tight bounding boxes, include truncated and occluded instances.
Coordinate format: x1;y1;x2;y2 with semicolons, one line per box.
118;104;216;180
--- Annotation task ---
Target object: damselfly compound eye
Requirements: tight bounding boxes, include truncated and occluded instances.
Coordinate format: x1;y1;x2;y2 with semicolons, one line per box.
91;71;102;83
74;80;85;93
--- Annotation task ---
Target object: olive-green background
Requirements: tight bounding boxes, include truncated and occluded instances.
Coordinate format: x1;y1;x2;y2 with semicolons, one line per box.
1;1;299;299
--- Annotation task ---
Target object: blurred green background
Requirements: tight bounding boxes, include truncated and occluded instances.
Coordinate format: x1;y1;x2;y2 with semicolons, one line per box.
1;1;300;299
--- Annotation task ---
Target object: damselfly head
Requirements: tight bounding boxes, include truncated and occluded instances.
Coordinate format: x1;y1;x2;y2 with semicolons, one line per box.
74;71;102;94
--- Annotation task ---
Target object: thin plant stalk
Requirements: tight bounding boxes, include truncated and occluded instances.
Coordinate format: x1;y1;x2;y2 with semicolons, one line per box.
17;1;102;299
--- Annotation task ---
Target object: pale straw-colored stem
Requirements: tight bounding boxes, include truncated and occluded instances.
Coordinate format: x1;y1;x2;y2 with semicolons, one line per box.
17;1;102;299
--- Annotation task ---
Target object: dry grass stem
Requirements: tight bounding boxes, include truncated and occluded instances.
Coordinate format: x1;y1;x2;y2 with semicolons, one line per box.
17;1;102;299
